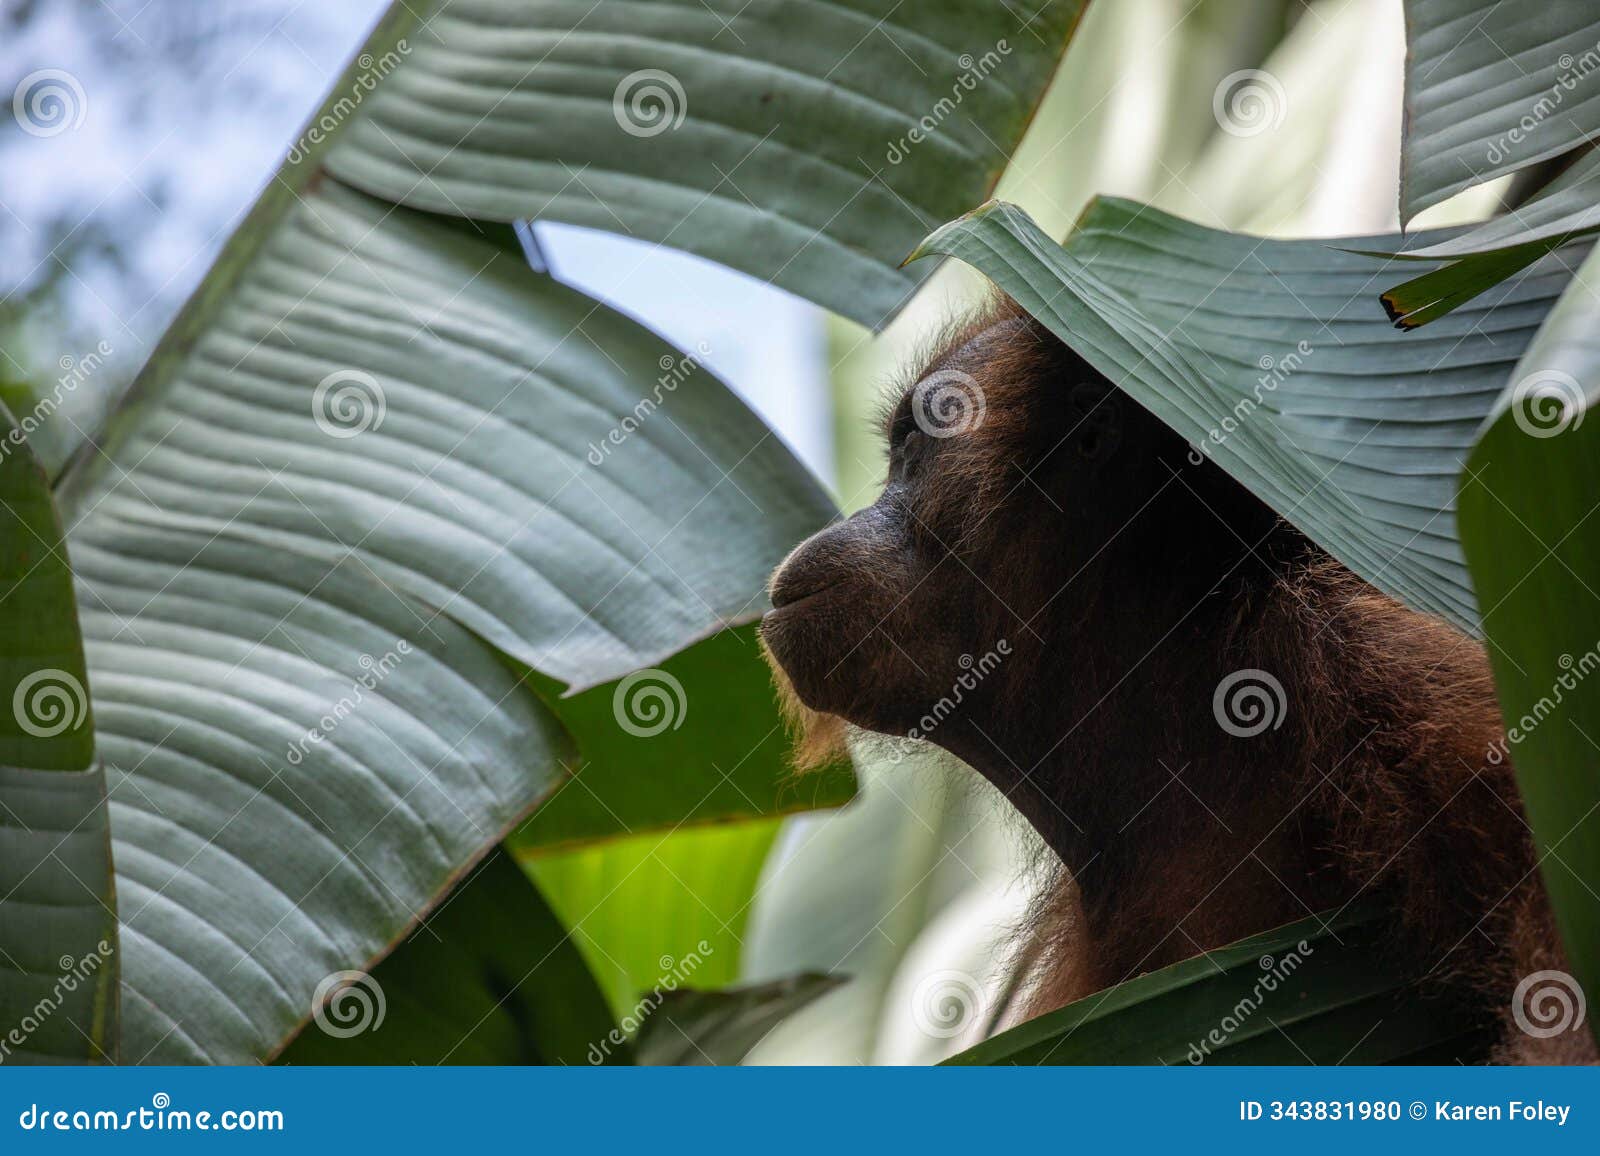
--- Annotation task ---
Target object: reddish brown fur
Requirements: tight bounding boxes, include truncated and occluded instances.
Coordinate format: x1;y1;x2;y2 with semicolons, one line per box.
760;295;1595;1064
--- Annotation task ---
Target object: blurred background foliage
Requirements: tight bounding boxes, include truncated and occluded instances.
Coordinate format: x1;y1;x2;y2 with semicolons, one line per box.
1;0;1507;1063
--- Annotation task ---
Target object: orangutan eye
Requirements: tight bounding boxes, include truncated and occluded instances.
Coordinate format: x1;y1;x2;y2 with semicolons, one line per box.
898;428;928;476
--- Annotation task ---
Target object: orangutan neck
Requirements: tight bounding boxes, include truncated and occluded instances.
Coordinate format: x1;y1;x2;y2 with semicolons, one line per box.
944;558;1509;987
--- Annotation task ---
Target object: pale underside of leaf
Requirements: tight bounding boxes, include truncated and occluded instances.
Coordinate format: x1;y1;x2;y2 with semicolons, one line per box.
1400;0;1600;222
65;179;833;696
912;197;1585;635
74;527;574;1063
322;0;1088;329
0;766;118;1064
52;172;838;1062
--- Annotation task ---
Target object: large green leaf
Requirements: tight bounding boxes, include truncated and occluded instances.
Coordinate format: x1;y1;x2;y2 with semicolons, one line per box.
1458;242;1600;1050
1400;2;1600;223
945;908;1488;1065
633;973;843;1065
1379;150;1600;328
0;401;117;1065
278;847;617;1065
521;816;781;1018
62;181;831;697
52;175;837;1062
910;198;1587;635
79;532;573;1064
320;0;1090;329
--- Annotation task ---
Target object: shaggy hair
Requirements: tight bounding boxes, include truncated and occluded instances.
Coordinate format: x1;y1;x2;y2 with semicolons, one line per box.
762;294;1596;1064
